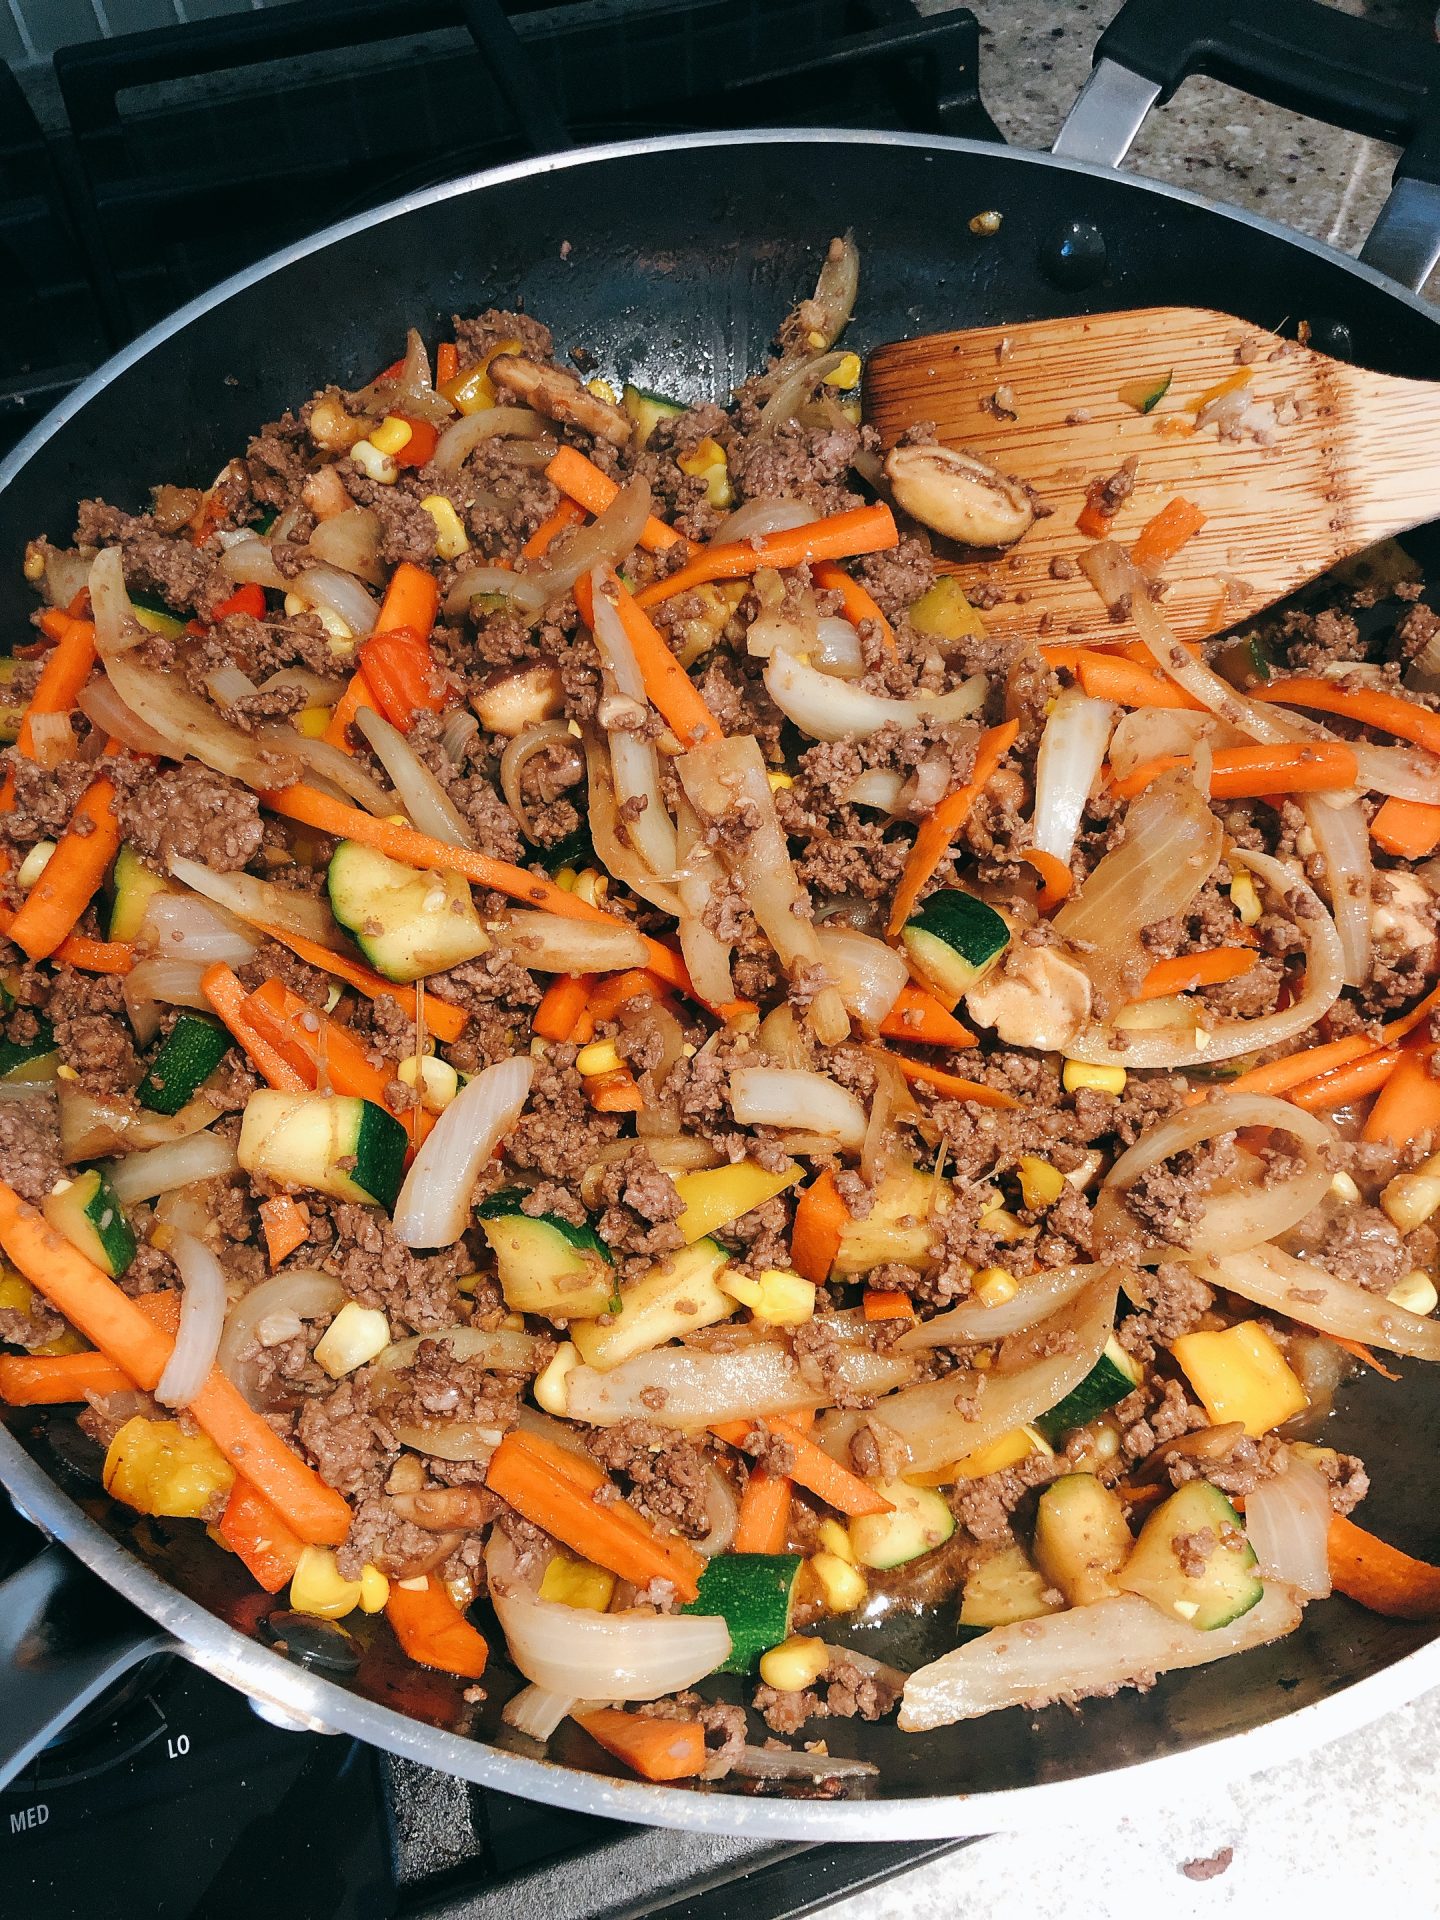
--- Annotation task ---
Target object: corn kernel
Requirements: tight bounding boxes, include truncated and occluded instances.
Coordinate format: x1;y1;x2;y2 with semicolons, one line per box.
677;438;734;510
420;493;470;560
358;1564;391;1613
1389;1269;1439;1317
56;1063;79;1082
839;400;862;426
572;869;609;907
806;329;827;351
816;1518;854;1563
748;1268;816;1327
23;544;46;582
368;414;414;456
823;352;862;389
539;1552;616;1612
456;1269;484;1295
398;1053;461;1111
810;1551;867;1612
1063;1059;1127;1095
575;1039;623;1078
1089;1419;1121;1463
585;378;619;405
1229;868;1263;927
766;770;794;791
289;1544;363;1620
296;706;332;738
758;1634;830;1693
554;867;578;891
351;440;397;484
314;1301;391;1378
1329;1170;1361;1204
533;1340;579;1415
1016;1155;1065;1210
1382;1155;1440;1231
975;1267;1019;1308
16;840;56;891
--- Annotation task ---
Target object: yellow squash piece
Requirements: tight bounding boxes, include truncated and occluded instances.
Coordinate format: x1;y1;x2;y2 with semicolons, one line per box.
1172;1321;1308;1439
539;1553;617;1613
103;1416;235;1520
907;576;985;643
671;1160;802;1244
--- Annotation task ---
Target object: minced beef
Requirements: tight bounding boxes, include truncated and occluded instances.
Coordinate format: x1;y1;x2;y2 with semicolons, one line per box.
0;756;95;850
48;969;139;1093
586;1421;715;1537
295;1374;398;1500
321;1204;472;1333
110;758;263;873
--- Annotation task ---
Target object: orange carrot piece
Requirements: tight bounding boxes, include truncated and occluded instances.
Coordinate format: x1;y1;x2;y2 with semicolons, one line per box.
1227;1034;1378;1100
711;1416;892;1518
1328;1513;1440;1618
887;1054;1021;1110
13;615;97;759
586;1068;645;1114
878;984;977;1049
634;503;899;609
1288;1045;1402;1113
321;669;379;753
0;1183;351;1544
374;558;440;640
201;963;308;1092
1362;1044;1440;1145
574;566;723;748
435;342;459;387
486;1429;705;1601
790;1167;849;1283
385;1573;490;1679
0;905;136;976
1130;496;1206;572
862;1288;916;1323
812;558;895;652
1076;503;1112;539
1255;676;1440;759
1075;653;1206;711
1137;948;1258;1001
7;776;120;960
216;1480;305;1594
1371;795;1440;860
1114;741;1358;801
573;1707;705;1782
533;972;596;1042
886;719;1019;936
1017;847;1073;912
260;1196;310;1268
243;978;430;1146
544;446;689;553
521;495;586;561
1330;1336;1402;1382
588;968;670;1020
733;1471;792;1555
359;630;449;731
0;1293;181;1406
256;922;467;1043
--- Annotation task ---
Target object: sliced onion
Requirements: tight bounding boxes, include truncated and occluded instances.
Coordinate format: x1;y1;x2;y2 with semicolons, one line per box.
678;735;849;1044
1246;1453;1333;1597
502;1686;583;1742
60;1084;222;1161
350;327;452;425
566;1335;916;1429
432;406;547;473
77;675;175;757
392;1055;533;1248
1031;687;1115;863
802;230;859;350
730;1746;878;1782
28;709;74;768
588;564;683;880
205;666;258;709
580;730;684;918
257;722;397;818
104;1129;238;1204
817;1276;1117;1477
1077;539;1139;619
373;1327;539;1378
696;1459;740;1559
845;769;906;812
123;957;211;1012
88;546;147;655
167;855;348;951
1302;794;1371;986
523;476;652;620
353;707;472;847
102;652;299;788
139;891;257;966
443;564;549;619
757;351;845;437
155;1231;228;1410
712;496;819;543
1196;1241;1440;1360
496;911;648;974
500;720;573;842
1130;591;1293;743
219;539;290;592
218;1269;345;1409
729;1067;867;1151
815;926;908;1032
307;508;384;585
764;648;986;743
1107;708;1236;780
899;1584;1303;1730
673;792;735;1006
813;616;865;679
45;545;94;612
122;977;162;1046
291;565;378;638
1065;847;1345;1069
861;1051;911;1187
898;1264;1102;1350
486;1530;730;1698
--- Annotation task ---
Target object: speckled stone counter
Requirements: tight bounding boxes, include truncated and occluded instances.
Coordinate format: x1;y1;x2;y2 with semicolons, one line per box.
822;4;1440;1914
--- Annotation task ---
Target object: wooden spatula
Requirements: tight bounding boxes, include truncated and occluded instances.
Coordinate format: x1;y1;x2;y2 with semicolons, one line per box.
863;305;1440;646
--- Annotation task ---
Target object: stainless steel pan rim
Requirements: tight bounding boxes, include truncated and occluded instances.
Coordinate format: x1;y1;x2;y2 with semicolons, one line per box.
3;124;1438;1842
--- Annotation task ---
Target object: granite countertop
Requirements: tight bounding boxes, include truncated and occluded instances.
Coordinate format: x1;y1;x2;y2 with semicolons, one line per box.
822;4;1440;1915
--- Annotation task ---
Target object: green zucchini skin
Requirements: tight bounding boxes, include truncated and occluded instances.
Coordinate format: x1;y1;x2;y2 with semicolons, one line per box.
901;891;1010;1002
237;1090;409;1210
0;1019;59;1083
43;1169;136;1277
682;1552;802;1672
476;1187;616;1318
1034;1337;1143;1444
1119;1480;1263;1630
138;1013;231;1115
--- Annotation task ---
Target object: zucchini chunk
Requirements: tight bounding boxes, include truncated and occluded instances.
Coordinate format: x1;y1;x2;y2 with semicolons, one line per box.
621;383;686;448
43;1169;136;1278
901;890;1010;1005
1031;1473;1132;1607
1118;1479;1263;1630
960;1542;1064;1630
0;1018;59;1083
570;1238;734;1369
1034;1336;1143;1444
238;1090;408;1210
848;1478;955;1570
129;591;187;639
833;1164;945;1275
327;841;489;983
682;1552;803;1673
138;1012;231;1115
477;1187;615;1320
107;843;169;943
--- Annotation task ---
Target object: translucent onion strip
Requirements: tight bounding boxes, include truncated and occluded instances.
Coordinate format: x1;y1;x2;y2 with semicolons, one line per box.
258;722;397;819
565;1336;916;1430
729;1067;868;1151
392;1056;534;1248
673;792;734;1005
1301;793;1372;986
1194;1241;1440;1361
581;730;683;918
814;925;908;1031
1246;1453;1333;1597
764;648;987;743
155;1232;229;1410
168;855;348;952
898;1263;1102;1350
103;652;298;789
355;707;473;847
104;1129;238;1204
432;406;548;473
1031;687;1115;863
218;1269;346;1410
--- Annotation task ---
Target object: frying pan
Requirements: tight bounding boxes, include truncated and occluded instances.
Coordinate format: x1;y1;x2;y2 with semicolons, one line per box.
4;0;1440;1843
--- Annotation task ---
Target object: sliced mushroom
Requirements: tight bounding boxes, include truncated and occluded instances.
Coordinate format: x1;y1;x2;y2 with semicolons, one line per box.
884;443;1034;549
472;663;565;736
965;943;1092;1051
489;356;632;446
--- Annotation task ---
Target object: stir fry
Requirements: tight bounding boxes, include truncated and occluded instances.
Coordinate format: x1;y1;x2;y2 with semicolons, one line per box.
4;238;1440;1790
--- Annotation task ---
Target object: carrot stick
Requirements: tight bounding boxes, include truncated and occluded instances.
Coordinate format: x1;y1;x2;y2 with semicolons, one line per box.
878;984;977;1049
485;1429;704;1602
887;1054;1022;1110
574;566;723;748
1362;1044;1440;1145
385;1573;490;1679
0;1183;352;1544
0;1293;182;1405
711;1416;892;1518
243;977;431;1146
321;669;379;753
1254;676;1440;759
435;341;459;387
634;503;900;609
1328;1512;1440;1618
733;1470;792;1555
1288;1045;1402;1113
1371;795;1440;860
256;922;468;1043
543;446;689;553
586;1067;645;1114
201;963;308;1092
588;968;670;1021
216;1479;305;1594
1017;847;1073;912
790;1167;849;1283
862;1288;916;1322
1075;653;1206;711
374;558;440;640
7;776;121;960
1130;496;1206;572
533;972;596;1042
1330;1336;1402;1382
1224;975;1440;1102
521;495;586;561
573;1706;705;1782
13;614;96;759
1076;503;1112;539
812;558;895;652
1113;742;1358;802
259;1195;310;1268
1137;948;1258;1001
886;719;1019;936
0;905;135;975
